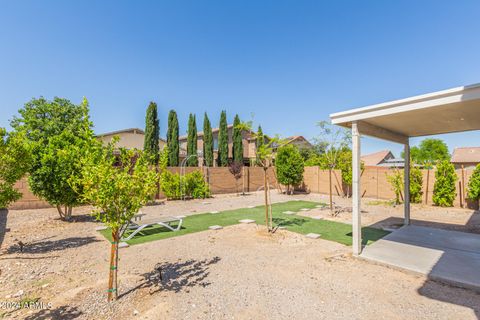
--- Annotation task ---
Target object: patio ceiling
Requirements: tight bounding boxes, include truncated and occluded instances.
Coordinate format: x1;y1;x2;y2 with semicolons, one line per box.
330;83;480;144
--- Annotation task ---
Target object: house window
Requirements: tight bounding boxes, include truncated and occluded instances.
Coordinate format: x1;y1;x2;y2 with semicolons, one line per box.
213;137;218;150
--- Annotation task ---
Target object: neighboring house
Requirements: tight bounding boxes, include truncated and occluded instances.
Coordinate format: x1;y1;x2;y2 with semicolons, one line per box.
361;150;395;167
377;158;405;168
284;135;313;150
96;127;180;155
451;147;480;169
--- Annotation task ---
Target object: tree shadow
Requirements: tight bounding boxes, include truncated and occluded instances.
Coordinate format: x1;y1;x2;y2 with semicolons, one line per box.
346;227;390;246
0;209;8;250
119;256;220;298
6;236;100;254
23;305;82;320
272;217;308;227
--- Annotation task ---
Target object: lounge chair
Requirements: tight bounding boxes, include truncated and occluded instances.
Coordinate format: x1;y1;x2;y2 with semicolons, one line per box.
120;212;183;241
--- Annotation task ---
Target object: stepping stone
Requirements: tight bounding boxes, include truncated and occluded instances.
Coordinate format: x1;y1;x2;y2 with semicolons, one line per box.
315;205;326;208
202;201;211;205
300;208;310;211
118;242;130;248
277;226;287;230
282;211;296;215
210;211;219;214
247;205;255;209
306;233;321;239
176;215;187;219
209;225;223;230
239;219;255;224
95;226;108;231
293;198;301;201
311;216;324;220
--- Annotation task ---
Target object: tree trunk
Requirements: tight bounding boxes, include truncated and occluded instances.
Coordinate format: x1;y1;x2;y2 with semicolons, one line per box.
66;206;73;220
329;168;333;213
108;231;119;301
56;205;65;219
264;168;269;231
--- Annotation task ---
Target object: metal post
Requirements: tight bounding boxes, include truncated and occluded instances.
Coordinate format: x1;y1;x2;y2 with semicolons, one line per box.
404;141;410;225
351;121;362;255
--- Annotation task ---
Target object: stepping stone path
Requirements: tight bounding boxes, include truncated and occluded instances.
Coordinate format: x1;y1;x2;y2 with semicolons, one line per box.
311;216;323;220
306;233;321;239
119;242;130;248
300;208;310;211
282;211;296;215
239;219;255;224
210;211;219;214
209;225;223;230
95;226;108;231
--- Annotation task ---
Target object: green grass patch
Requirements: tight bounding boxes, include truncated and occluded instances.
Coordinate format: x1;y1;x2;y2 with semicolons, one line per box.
99;201;389;246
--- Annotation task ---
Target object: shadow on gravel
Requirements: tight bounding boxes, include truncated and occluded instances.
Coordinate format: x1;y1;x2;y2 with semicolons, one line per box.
0;209;8;250
6;236;100;254
23;305;82;320
119;256;221;298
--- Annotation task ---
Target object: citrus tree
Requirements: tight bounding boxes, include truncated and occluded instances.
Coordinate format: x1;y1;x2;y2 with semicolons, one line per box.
0;129;30;208
11;97;94;220
275;144;304;195
73;141;158;301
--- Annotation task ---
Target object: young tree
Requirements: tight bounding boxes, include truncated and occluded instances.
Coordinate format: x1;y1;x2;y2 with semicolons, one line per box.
228;160;243;195
232;114;243;164
167;110;179;166
74;143;158;301
217;110;228;167
11;97;94;220
187;114;198;166
410;165;423;203
143;102;160;165
275;144;304;195
256;125;264;150
203;112;214;167
387;169;404;205
405;138;450;165
313;120;351;212
0;129;30;208
433;160;457;207
467;164;480;201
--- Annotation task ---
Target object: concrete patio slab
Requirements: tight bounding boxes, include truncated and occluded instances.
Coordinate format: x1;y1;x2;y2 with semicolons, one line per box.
361;225;480;291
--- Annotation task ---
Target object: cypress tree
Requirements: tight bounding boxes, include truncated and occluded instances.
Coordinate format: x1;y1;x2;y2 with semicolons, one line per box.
203;112;214;167
167;110;179;166
143;102;159;165
187;114;198;166
232;114;243;164
256;125;264;149
217;110;229;166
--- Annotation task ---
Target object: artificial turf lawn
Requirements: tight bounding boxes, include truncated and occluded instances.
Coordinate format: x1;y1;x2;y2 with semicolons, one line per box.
99;200;389;246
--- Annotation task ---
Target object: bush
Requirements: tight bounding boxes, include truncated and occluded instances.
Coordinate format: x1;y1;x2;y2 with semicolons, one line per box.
275;144;304;194
410;165;423;203
386;169;403;205
433;160;457;207
160;170;210;199
467;164;480;201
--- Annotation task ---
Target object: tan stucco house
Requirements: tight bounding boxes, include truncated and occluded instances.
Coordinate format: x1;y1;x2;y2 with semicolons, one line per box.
451;147;480;169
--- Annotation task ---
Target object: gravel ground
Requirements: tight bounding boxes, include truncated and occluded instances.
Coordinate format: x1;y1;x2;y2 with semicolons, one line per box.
1;192;479;319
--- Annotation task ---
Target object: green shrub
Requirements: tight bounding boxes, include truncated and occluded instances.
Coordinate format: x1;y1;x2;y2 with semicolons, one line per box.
386;169;403;205
160;170;210;199
410;165;423;203
275;144;304;194
467;164;480;201
433;160;457;207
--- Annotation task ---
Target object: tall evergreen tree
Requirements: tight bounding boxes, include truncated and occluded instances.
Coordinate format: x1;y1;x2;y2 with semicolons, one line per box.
143;102;160;165
203;112;214;167
217;110;229;166
256;125;264;149
232;114;243;164
167;110;179;166
187;114;198;166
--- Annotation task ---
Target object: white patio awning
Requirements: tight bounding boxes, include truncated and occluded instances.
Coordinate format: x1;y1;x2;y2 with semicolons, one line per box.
330;83;480;143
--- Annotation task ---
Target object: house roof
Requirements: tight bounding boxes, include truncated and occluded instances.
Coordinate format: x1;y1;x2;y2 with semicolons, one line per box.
284;135;312;147
179;124;238;140
96;128;145;137
361;150;393;166
451;147;480;163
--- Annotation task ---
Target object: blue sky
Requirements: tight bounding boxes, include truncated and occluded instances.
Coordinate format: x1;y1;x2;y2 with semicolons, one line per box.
1;1;480;156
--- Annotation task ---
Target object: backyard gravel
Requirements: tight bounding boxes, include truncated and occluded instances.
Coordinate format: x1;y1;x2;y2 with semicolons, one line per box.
0;192;479;319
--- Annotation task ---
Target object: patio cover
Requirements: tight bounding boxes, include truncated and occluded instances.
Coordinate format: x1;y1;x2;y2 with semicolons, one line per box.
329;83;480;255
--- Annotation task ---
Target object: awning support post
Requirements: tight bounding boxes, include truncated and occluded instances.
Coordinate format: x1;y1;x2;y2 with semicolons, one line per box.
404;140;410;225
352;121;362;255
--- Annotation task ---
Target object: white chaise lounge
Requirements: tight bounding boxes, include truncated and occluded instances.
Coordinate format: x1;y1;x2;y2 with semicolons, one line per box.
120;213;183;241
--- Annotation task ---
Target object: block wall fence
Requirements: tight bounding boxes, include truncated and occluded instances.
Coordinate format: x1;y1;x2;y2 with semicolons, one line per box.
8;166;476;210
